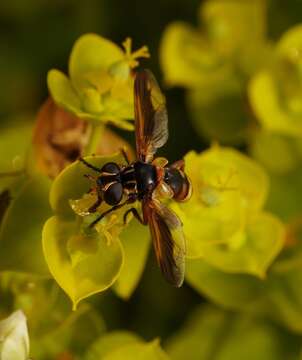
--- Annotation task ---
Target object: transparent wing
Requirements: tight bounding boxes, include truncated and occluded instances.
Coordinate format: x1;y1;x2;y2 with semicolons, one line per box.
134;69;169;163
144;198;186;287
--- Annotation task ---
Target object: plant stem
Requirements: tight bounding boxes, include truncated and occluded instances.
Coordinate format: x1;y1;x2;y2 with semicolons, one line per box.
0;169;25;178
84;123;105;156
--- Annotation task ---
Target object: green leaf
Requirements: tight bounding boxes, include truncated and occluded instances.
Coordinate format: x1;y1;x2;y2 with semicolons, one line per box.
202;0;270;77
47;69;82;114
175;148;244;257
47;34;147;130
0;175;51;275
193;146;269;214
113;218;151;299
200;212;285;277
31;300;105;359
160;0;268;89
186;256;302;333
166;305;300;360
42;216;124;309
85;332;169;360
160;22;234;89
266;165;302;221
69;33;124;93
249;70;302;136
48;65;134;127
186;258;263;310
44;154;143;307
187;88;249;145
173;148;269;258
0;116;33;172
85;331;143;360
265;269;302;333
249;25;302;137
106;116;134;131
277;24;302;57
166;305;227;360
250;130;301;174
103;339;169;360
201;0;267;63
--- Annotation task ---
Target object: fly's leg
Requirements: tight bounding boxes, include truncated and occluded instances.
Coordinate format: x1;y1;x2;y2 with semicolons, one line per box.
123;207;146;225
89;202;128;228
120;147;130;165
89;192;138;228
88;196;103;213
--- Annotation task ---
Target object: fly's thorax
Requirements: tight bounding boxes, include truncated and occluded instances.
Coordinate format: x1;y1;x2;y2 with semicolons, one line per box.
96;162;121;187
120;164;136;191
133;161;157;195
164;166;192;202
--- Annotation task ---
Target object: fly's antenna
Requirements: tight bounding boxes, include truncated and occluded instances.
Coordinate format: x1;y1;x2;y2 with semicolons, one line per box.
79;157;102;173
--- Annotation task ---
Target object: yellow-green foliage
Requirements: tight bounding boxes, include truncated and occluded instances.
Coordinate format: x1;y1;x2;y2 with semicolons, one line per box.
172;147;284;277
48;35;149;130
1;1;302;359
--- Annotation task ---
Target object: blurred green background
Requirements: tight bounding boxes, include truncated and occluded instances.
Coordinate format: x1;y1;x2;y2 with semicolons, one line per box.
2;0;302;359
0;0;204;159
1;0;302;150
2;0;302;156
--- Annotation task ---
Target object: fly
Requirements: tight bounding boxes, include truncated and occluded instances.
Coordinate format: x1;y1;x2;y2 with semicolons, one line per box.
79;69;192;287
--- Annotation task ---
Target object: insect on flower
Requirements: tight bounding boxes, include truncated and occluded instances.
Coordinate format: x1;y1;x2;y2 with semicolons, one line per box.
80;69;192;287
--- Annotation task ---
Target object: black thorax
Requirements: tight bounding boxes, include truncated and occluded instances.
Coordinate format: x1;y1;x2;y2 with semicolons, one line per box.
121;161;157;197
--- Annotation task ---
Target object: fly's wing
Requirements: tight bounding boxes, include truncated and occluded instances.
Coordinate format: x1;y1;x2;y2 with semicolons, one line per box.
144;198;186;287
134;69;169;163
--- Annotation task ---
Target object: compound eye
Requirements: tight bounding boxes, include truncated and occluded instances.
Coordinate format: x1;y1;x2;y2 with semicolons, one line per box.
104;183;123;205
101;162;120;174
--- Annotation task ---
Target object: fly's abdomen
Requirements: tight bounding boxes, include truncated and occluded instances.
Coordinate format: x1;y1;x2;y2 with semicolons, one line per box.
164;167;191;202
